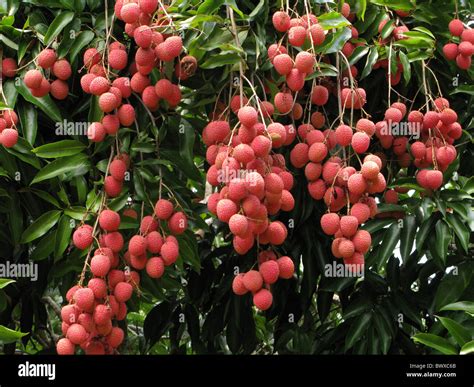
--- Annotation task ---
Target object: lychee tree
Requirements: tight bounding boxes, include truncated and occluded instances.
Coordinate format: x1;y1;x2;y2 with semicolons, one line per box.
0;0;473;355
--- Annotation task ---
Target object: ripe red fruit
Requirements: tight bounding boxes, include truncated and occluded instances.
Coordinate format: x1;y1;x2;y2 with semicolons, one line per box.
243;270;263;292
91;254;111;277
73;225;93;250
87;122;106;142
50;80;69;100
89;76;110;95
351;132;370;153
114;282;133;302
253;289;273;311
83;48;101;68
295;51;315;74
277;256;294;279
426;170;443;190
449;19;464;37
456;54;472;70
273;54;293;75
104;176;123;198
37;49;57;69
88;278;107;299
308;24;325;45
56;338;75;355
24;69;43;89
238;106;258;127
461;29;474;44
320;213;340;235
161;240;179;266
459;41;474;56
99;209;120;231
272;11;291;32
288;26;306;46
311;85;329;106
274;92;293;114
0;129;18;148
229;214;249;236
117;104;135;126
146;257;165;278
340;216;359;237
53;59;72;80
216;199;238;222
73;288;95;311
351;203;371;224
443;43;459;61
286;68;305;91
335;124;353;146
259;260;280;284
154;199;174;220
108;49;128;70
67;324;87;345
352;230;371;254
120;2;140;23
169;211;188;235
98;92;118;113
232;274;248;295
1;58;17;78
361;161;380;180
109;158;127;181
129;235;146;256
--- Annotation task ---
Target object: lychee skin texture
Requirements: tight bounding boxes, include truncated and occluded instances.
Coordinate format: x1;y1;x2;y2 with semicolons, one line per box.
238;106;258;128
88;278;107;299
253;289;273;311
129;235;146;256
98;92;118;113
449;19;464;37
90;254;111;277
340;216;359;237
335;125;353;146
320;213;340;235
66;323;87;345
169;211;188;235
443;43;459;61
426;170;443;190
99;209;121;231
56;338;75;355
104;176;123;198
273;54;293;75
50;80;69;100
37;49;57;69
73;287;95;311
272;11;291;32
0;129;18;148
338;240;355;258
24;69;43;89
232;274;248;295
154;199;174;220
53;59;72;80
73;225;93;250
351;132;370;154
352;230;372;254
259;260;280;284
229;214;249;236
243;270;263;292
109;159;127;180
277;256;294;279
216;199;238;223
160;241;179;266
114;281;133;302
118;104;135;127
146;257;165;279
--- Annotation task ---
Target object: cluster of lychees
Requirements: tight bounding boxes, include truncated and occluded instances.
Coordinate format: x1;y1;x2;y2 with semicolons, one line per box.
56;0;192;354
204;100;296;310
79;0;195;143
0;109;19;148
24;49;72;99
57;196;187;354
1;58;19;148
443;19;474;70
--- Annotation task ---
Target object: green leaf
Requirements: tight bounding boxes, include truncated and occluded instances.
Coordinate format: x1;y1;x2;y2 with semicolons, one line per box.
412;333;458;355
44;11;75;45
21;210;61;243
381;19;395;40
31;153;90;185
31;231;57;261
320;27;352;54
54;215;73;260
0;278;15;289
318;12;350;30
436;316;471;347
197;0;224;15
440;301;474;315
32;140;86;158
435;220;451;264
69;30;94;63
200;52;240;69
16;81;62;122
398;51;411;84
445;213;469;253
17;101;38;146
371;0;415;11
416;215;436;252
460;341;474;355
345;313;371;352
360;46;379;80
0;325;28;344
348;45;370;66
400;215;416;262
377;222;401;267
